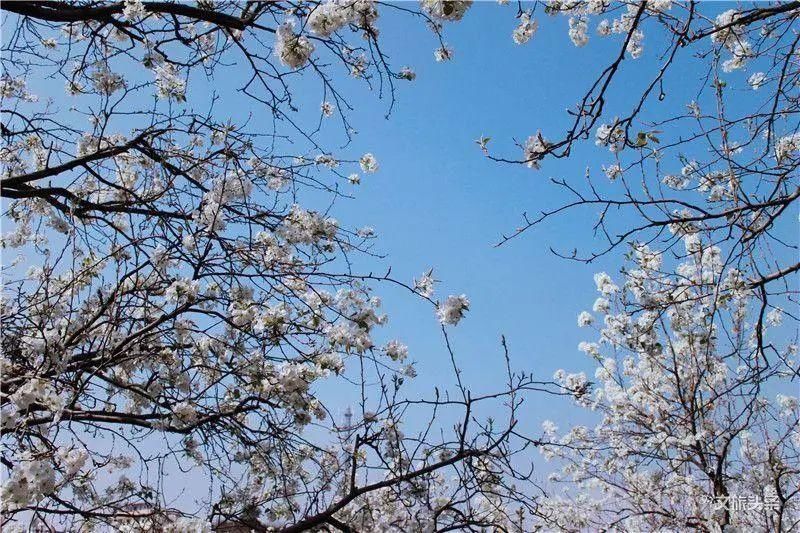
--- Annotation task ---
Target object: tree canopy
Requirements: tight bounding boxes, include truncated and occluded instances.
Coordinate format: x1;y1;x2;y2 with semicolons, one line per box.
2;1;798;532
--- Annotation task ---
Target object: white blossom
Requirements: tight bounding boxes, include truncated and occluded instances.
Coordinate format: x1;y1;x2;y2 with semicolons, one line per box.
748;71;766;90
568;16;589;47
384;340;409;361
421;0;473;22
775;133;800;162
434;45;454;62
153;63;186;101
766;307;783;327
437;294;470;325
523;132;549;169
122;0;147;22
275;20;315;69
359;153;379;173
398;66;416;80
577;311;594;327
513;12;538;45
414;270;436;298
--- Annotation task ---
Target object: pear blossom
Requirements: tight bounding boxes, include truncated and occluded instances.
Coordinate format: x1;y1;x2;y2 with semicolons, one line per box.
748;71;766;90
398;66;416;80
434;45;454;62
359;153;379;173
577;311;594;327
421;0;473;22
513;12;537;45
275;20;315;69
414;270;436;298
384;340;408;361
437;294;470;325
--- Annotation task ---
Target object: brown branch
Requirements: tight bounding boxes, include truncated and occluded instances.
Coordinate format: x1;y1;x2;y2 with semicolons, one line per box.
1;1;250;31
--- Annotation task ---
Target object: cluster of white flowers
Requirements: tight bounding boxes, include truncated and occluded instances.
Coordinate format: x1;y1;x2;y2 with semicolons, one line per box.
748;71;766;90
90;67;125;95
315;153;339;168
153;63;186;101
1;454;57;508
122;0;147;22
513;12;537;45
437;294;470;325
315;352;345;374
697;169;736;202
776;394;799;417
711;9;744;47
258;361;331;424
321;101;335;117
722;41;753;72
626;29;644;58
172;401;199;426
277;205;338;245
357;226;375;238
359;153;379;173
307;1;349;37
568;16;589;47
592;297;610;314
711;9;754;72
275;20;315;69
228;297;258;328
414;270;436;298
553;369;590;405
253;302;291;336
384;340;409;361
523;131;549;169
602;163;622;180
662;161;696;190
535;1;652;60
9;378;62;413
307;0;379;37
595;121;625;152
538;226;799;529
398;66;416;80
164;278;201;305
0;75;37;101
324;289;389;353
766;307;783;327
434;45;454;62
350;53;369;77
577;310;594;327
775;132;800;163
577;340;600;358
251;159;291;191
58;447;88;478
593;272;619;296
421;0;473;22
195;171;254;231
